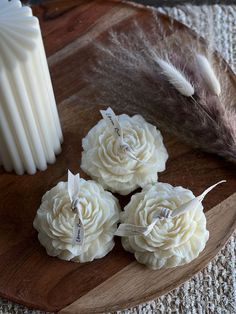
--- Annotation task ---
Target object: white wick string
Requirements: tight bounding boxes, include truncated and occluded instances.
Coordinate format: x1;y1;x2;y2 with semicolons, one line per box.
100;107;144;163
68;170;84;246
115;180;226;237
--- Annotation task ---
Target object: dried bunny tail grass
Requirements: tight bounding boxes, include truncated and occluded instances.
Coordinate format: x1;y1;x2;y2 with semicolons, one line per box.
155;57;194;97
83;14;236;162
196;54;221;96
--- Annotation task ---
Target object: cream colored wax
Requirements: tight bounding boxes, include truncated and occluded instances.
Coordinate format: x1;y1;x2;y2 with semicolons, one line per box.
0;0;63;175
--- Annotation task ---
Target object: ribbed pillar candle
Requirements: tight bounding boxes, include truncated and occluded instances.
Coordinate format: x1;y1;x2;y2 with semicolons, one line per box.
0;0;63;175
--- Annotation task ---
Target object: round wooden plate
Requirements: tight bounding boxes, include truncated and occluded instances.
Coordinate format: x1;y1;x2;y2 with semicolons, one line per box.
0;1;236;313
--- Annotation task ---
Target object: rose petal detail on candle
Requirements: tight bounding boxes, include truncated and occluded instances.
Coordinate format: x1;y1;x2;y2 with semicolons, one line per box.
100;108;145;164
33;178;120;262
81;113;168;195
119;182;210;270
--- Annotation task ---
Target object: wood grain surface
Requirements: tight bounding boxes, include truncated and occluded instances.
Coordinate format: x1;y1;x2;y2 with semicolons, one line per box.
0;0;236;312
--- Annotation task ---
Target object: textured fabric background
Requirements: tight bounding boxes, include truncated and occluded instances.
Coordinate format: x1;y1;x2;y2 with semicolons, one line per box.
1;4;235;314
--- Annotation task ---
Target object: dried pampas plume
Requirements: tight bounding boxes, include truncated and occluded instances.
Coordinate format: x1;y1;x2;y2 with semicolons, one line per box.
84;13;236;163
155;58;194;97
196;54;221;96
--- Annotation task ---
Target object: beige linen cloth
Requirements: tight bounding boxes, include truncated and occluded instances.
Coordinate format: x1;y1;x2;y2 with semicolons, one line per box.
0;4;235;314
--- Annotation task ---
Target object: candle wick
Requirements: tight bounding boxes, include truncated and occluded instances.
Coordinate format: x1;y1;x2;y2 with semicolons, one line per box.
71;197;81;212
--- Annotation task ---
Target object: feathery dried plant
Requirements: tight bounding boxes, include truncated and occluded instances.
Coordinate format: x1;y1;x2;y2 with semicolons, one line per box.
83;12;236;162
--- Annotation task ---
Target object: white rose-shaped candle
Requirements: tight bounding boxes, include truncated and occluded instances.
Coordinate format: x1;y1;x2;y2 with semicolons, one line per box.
115;181;225;270
81;108;168;195
33;171;120;262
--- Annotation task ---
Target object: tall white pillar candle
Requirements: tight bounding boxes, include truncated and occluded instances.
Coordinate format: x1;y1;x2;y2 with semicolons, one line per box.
0;0;63;175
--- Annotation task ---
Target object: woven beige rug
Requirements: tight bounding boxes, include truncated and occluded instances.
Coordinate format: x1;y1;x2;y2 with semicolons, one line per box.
0;4;235;314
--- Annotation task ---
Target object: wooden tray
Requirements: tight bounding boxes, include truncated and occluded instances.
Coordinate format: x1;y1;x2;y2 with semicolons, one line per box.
0;1;236;313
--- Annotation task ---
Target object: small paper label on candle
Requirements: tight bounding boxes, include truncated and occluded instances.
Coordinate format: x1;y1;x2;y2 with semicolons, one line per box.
100;107;123;141
115;207;171;237
68;170;85;247
73;218;84;245
100;107;143;163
